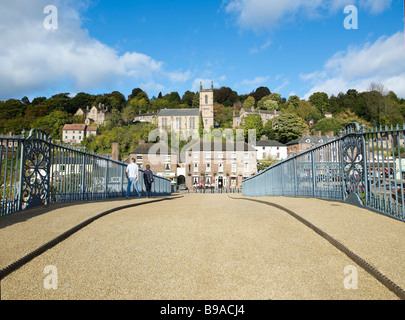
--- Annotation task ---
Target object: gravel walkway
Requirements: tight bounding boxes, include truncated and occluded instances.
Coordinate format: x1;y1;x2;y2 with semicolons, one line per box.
0;194;403;300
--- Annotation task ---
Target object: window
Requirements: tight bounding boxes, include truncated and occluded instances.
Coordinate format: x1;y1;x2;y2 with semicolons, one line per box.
206;162;211;172
244;152;249;159
244;162;249;173
231;177;236;187
194;163;198;172
193;176;199;185
193;152;199;160
165;163;171;171
218;152;223;159
231;162;236;173
231;152;236;159
205;152;211;159
218;162;224;172
205;95;208;104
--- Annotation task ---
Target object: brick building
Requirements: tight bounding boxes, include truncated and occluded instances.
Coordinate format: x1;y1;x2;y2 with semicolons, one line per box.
128;141;178;182
62;124;98;144
184;139;257;189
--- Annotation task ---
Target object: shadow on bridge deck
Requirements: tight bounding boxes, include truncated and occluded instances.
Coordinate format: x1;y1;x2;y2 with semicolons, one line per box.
0;194;403;300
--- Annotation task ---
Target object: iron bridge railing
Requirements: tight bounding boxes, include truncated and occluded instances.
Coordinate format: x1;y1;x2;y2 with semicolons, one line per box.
242;123;405;222
0;129;171;217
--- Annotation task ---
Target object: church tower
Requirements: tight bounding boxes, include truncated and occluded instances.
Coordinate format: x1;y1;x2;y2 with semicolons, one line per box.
199;82;214;130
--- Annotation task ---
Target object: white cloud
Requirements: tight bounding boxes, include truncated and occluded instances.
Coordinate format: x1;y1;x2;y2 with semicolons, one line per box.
191;78;225;92
301;32;405;99
249;39;272;54
235;76;270;90
274;79;290;92
224;0;392;31
359;0;393;14
0;0;190;99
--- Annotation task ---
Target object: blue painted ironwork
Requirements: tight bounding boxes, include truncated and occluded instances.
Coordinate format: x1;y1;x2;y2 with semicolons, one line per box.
0;130;171;217
243;123;405;222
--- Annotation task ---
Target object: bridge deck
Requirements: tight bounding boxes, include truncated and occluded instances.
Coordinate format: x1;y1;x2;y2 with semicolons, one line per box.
0;194;403;300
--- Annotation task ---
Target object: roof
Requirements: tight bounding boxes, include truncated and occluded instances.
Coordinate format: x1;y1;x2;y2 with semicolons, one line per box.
130;142;172;155
134;113;156;117
157;108;200;117
235;108;283;116
186;139;257;152
255;140;285;147
63;124;86;131
86;126;98;131
286;135;334;146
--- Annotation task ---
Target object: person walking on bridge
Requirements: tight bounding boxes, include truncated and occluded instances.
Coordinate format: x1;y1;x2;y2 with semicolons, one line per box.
126;158;140;198
143;164;154;198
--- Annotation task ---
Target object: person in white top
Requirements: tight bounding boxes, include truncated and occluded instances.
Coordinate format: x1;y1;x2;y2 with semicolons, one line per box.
126;158;140;198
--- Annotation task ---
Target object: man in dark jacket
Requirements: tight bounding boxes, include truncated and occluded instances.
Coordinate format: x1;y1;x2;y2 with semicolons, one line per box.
143;164;154;198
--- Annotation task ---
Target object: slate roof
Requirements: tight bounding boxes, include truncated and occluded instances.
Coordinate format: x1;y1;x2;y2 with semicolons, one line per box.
157;108;200;117
286;135;334;146
130;142;172;155
255;140;285;147
63;124;86;131
186;139;257;152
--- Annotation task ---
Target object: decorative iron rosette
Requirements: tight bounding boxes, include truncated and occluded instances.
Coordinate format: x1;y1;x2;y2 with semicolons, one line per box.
21;130;51;209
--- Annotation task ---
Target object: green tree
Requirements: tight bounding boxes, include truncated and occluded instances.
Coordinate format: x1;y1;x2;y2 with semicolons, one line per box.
263;121;276;140
128;88;145;101
181;90;196;107
287;95;300;109
214;87;238;107
250;86;271;103
33;110;70;139
71;92;95;112
242;96;255;109
121;105;136;125
257;95;278;111
243;114;263;140
273;113;308;144
296;100;322;122
45;93;73;114
311;118;344;135
214;104;233;128
309;92;329;116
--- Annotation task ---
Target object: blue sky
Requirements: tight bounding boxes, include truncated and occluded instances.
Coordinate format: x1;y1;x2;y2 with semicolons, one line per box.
0;0;404;102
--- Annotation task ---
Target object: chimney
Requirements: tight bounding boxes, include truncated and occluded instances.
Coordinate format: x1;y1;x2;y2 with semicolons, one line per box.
325;131;334;137
314;131;322;137
112;142;119;161
138;139;145;145
302;131;310;137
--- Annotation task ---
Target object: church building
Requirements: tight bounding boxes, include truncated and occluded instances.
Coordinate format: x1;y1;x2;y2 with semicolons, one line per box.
156;82;215;131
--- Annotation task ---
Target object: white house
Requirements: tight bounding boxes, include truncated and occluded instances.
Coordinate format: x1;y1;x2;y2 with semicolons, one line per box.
254;138;287;161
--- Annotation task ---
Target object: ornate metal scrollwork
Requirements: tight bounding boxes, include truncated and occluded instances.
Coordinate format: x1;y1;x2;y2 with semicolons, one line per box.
21;129;51;209
341;134;366;206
